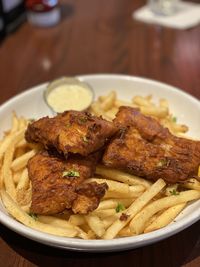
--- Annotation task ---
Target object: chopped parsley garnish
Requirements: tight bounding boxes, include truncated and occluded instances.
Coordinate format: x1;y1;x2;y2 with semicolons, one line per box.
157;158;170;167
169;189;179;196
29;212;38;220
66;123;71;128
119;127;127;139
78;117;88;124
62;170;80;178
172;116;177;123
82;136;89;143
116;203;125;213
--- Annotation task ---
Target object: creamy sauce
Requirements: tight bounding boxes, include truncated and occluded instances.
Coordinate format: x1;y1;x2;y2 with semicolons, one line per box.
47;84;93;113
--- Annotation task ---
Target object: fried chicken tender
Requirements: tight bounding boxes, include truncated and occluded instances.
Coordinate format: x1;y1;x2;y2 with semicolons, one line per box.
103;106;200;183
28;151;107;215
25;111;117;157
72;182;108;214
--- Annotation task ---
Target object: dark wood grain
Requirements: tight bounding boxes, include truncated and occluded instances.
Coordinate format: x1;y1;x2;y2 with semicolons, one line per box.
0;0;200;266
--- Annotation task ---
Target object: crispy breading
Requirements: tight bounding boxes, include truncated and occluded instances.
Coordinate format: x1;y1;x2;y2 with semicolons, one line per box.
72;182;108;214
103;106;200;183
25;111;117;157
28;151;107;215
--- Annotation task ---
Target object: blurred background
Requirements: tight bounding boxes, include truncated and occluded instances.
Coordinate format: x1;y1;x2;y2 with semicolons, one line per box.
0;0;199;104
0;1;200;266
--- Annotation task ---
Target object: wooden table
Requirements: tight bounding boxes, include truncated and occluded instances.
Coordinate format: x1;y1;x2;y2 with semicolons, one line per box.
0;0;199;266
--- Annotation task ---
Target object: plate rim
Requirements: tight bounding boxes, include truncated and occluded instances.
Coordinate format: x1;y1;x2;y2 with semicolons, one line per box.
0;74;199;110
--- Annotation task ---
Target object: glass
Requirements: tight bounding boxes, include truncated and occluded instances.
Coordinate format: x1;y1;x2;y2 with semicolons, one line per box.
25;0;60;27
148;0;180;16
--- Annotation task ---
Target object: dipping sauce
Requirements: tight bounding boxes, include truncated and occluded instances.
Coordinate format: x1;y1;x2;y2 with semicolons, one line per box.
46;83;93;113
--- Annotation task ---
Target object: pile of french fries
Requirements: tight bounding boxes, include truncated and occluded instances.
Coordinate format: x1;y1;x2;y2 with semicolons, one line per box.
0;92;200;240
89;91;188;135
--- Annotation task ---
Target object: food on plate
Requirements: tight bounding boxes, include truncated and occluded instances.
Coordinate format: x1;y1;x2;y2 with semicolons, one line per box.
103;106;200;183
0;90;200;240
25;110;117;157
44;77;94;113
28;151;107;215
89;91;189;135
129;190;200;234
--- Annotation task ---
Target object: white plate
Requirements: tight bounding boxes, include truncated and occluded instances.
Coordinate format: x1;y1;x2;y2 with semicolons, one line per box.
0;74;200;252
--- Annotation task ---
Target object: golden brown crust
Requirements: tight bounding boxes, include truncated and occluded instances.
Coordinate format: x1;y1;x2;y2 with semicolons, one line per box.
103;106;200;183
25;111;117;157
72;182;108;214
28;151;107;215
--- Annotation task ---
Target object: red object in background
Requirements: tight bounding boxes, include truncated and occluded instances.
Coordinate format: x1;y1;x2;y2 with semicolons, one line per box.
25;0;60;27
25;0;58;12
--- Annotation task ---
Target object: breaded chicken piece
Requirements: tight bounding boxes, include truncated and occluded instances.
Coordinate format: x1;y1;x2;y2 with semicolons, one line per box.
103;106;200;183
25;111;117;157
72;182;108;214
28;151;107;215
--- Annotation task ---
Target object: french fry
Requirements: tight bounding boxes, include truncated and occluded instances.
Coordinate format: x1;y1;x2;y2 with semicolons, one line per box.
144;203;186;233
182;178;200;191
21;203;31;213
96;166;151;188
90;102;103;116
144;213;160;228
103;179;166;239
18;117;27;130
88;178;133;194
103;191;139;199
104;107;118;120
2;144;16;198
16;187;32;206
91;209;116;219
159;98;169;109
129;185;145;194
17;168;29;190
97;199;133;210
13;170;23;184
115;99;135;108
102;216;119;229
85;215;105;237
16;138;28;148
90;102;111;120
1;129;27;199
0;129;24;160
69;214;85;226
37;215;77;229
161;118;188;135
100;91;116;111
76;226;89;240
130;190;200;234
1;190;78;237
10;112;19;133
11;149;36;172
132;95;153;107
87;229;96;239
118;226;134;237
14;145;27;158
98;95;106;102
0;165;3;189
170;123;188;134
140;106;168;118
104;190;143;199
87;178;144;198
